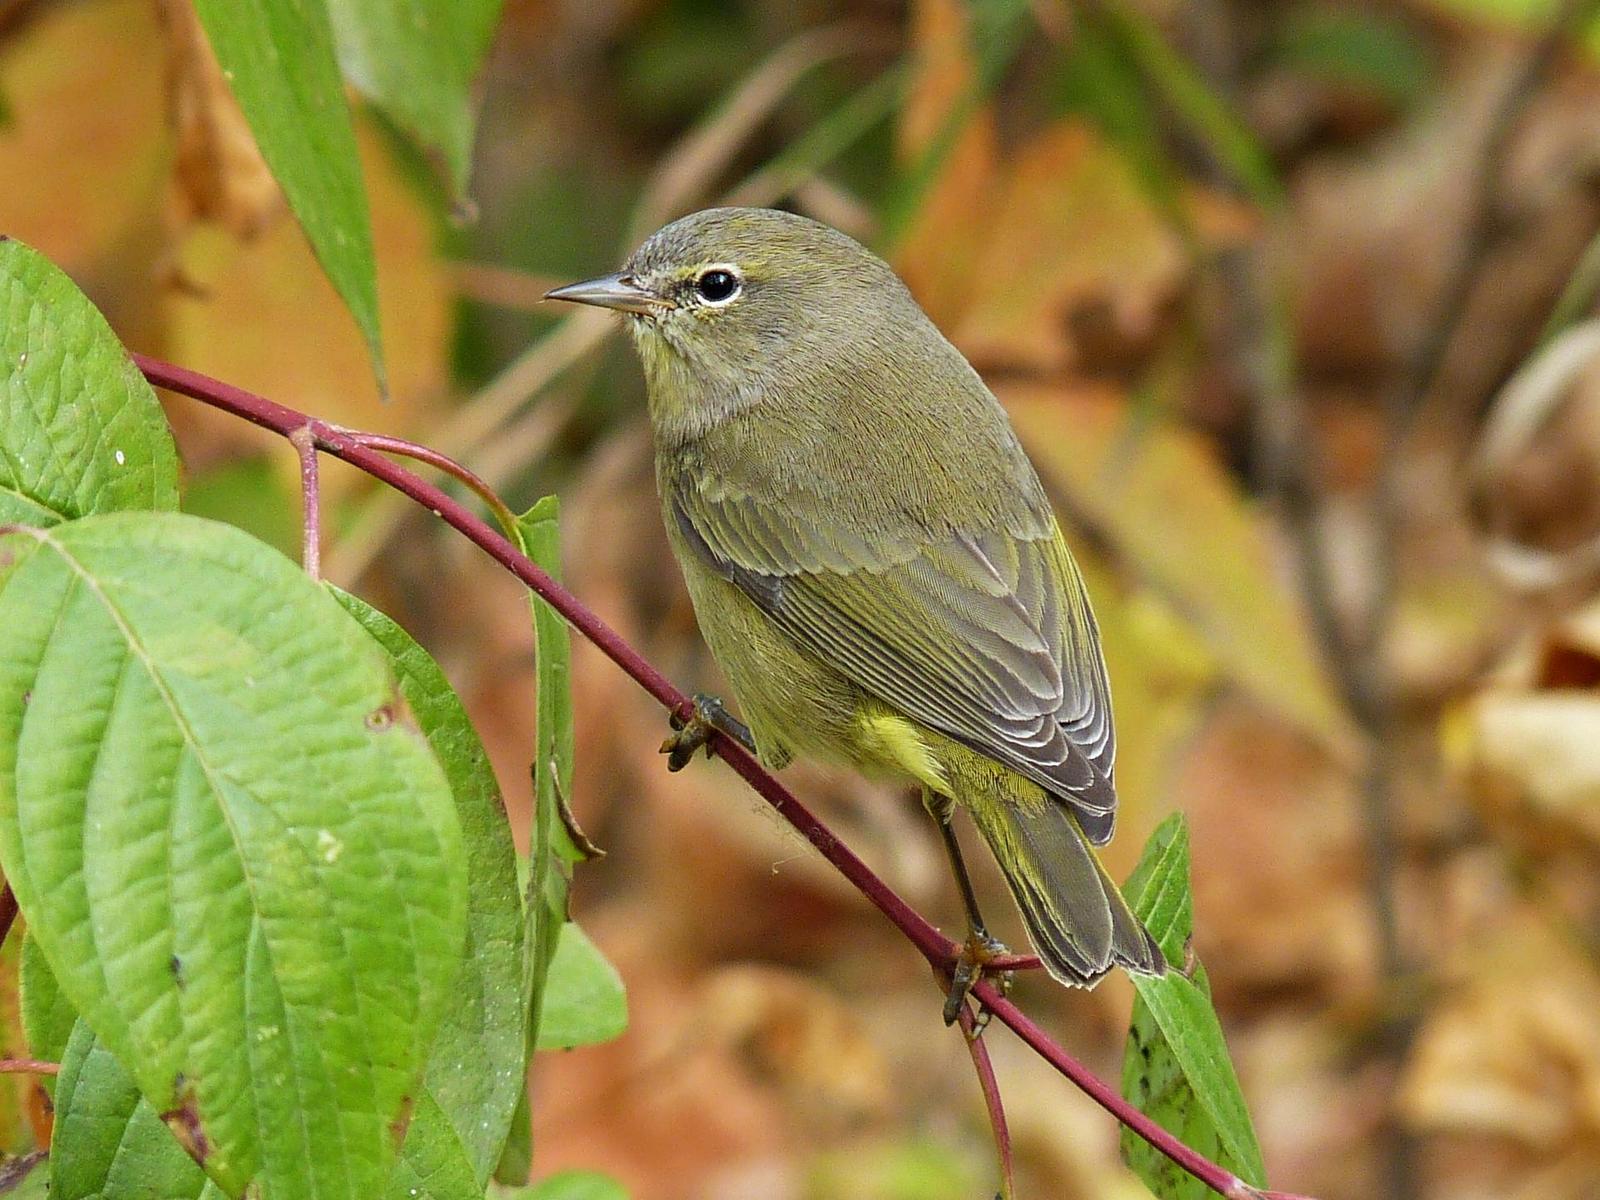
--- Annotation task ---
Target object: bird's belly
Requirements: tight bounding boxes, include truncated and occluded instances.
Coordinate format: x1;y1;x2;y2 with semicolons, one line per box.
673;551;861;770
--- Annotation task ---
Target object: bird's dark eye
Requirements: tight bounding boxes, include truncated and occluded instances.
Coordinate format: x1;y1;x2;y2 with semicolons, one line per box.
694;268;741;304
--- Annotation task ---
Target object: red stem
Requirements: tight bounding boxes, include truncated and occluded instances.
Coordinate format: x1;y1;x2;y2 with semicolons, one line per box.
341;430;519;536
132;352;1313;1200
957;1002;1014;1199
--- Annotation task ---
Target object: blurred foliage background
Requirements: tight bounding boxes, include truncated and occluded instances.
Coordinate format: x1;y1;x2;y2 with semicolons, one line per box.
8;0;1600;1197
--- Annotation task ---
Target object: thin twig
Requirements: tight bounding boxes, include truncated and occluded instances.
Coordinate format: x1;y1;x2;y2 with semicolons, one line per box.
0;1060;58;1076
342;430;519;538
134;352;1318;1200
289;425;321;580
956;1000;1014;1200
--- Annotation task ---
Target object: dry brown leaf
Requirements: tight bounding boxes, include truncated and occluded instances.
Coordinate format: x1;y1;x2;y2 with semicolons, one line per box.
1174;702;1370;998
954;122;1187;371
1071;550;1215;874
1006;383;1355;756
528;919;792;1200
1400;909;1600;1199
695;964;892;1128
156;0;281;240
1463;690;1600;849
159;120;451;488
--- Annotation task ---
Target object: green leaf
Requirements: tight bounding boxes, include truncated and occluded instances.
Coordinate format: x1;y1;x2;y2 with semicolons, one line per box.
1122;813;1192;962
50;1019;226;1200
52;1015;482;1200
191;0;385;385
492;1170;629;1200
385;1092;482;1200
1272;7;1435;108
510;498;583;1055
1096;0;1281;211
19;934;75;1081
1121;815;1266;1197
0;513;466;1199
535;924;627;1051
332;588;525;1185
326;0;505;199
492;1087;532;1186
0;239;178;526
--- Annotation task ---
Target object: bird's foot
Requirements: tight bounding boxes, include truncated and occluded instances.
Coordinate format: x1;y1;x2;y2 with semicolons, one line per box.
944;930;1014;1033
660;693;756;771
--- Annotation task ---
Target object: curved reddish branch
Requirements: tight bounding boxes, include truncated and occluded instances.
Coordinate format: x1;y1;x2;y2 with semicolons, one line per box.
133;352;1314;1200
956;1003;1014;1199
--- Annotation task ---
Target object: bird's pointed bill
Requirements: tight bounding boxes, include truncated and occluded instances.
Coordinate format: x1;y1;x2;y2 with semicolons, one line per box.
545;273;669;314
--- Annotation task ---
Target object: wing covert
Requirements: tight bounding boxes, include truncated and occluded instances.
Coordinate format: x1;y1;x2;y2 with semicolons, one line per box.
671;484;1120;840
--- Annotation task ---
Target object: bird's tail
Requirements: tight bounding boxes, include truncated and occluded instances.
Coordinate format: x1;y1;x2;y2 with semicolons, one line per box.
968;797;1165;986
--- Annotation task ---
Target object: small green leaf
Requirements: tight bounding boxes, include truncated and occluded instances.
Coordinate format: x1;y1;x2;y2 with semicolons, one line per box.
536;924;627;1051
326;0;505;199
332;588;525;1185
0;239;178;525
492;1170;629;1200
1121;815;1266;1197
192;0;385;385
50;1019;226;1200
0;513;466;1199
1122;813;1192;962
510;498;584;1054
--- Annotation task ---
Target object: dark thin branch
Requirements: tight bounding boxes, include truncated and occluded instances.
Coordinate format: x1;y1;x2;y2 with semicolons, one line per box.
956;1001;1015;1200
0;885;16;949
133;352;1318;1200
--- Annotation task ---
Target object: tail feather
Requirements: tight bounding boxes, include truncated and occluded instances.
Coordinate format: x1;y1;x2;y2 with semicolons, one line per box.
969;798;1165;986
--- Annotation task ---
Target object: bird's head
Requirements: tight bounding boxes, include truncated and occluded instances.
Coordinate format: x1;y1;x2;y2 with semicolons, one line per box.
547;207;914;440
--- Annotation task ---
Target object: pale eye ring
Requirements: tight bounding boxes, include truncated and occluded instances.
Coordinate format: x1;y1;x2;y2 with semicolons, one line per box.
694;266;742;305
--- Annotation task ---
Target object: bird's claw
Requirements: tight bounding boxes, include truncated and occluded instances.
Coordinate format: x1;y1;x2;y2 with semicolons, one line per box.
944;930;1013;1033
660;693;754;771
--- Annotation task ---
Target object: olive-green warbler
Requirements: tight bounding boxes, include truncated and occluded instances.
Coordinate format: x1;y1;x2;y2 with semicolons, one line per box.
549;207;1163;1010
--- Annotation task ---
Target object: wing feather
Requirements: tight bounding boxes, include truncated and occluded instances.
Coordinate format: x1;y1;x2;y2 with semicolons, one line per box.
672;484;1121;841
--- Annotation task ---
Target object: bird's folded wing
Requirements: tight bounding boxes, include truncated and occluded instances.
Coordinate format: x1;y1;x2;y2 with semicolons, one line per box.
671;486;1119;841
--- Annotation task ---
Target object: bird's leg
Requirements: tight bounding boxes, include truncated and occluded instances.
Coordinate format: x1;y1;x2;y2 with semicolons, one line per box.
661;692;757;771
924;789;1013;1031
